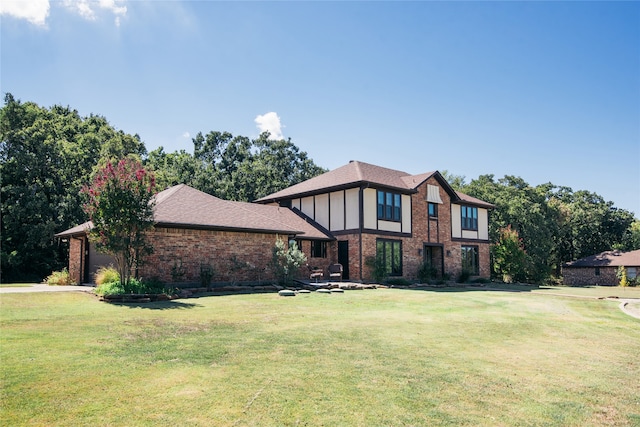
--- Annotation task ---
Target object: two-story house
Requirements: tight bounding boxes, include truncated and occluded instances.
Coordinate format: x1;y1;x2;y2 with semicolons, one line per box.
56;160;493;284
256;160;493;281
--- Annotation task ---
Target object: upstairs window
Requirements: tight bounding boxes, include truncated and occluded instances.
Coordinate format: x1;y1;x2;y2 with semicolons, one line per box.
461;206;478;230
377;190;402;222
428;202;438;218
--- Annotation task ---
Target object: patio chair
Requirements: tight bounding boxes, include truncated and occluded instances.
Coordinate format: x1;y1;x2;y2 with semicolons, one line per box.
328;263;343;281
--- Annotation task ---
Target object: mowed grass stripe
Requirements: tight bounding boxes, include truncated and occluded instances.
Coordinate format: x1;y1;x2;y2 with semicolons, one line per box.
1;289;639;426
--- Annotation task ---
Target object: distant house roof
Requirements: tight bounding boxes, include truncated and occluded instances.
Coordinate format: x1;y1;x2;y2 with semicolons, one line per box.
563;250;640;268
255;160;494;208
56;184;333;240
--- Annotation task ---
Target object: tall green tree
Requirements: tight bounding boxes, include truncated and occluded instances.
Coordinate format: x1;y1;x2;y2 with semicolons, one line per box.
82;158;156;286
0;94;146;282
184;130;325;202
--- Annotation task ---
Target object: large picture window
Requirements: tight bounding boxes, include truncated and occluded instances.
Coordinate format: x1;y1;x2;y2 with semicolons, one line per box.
461;245;479;275
376;239;402;276
461;206;478;230
377;190;402;222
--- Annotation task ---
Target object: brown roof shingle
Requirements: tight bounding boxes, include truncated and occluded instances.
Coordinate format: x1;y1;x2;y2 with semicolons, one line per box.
56;184;333;240
563;250;640;268
255;160;494;208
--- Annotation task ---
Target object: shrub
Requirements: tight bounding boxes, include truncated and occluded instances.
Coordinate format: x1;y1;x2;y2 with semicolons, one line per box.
46;269;74;286
200;263;214;290
95;277;166;296
271;239;307;285
457;269;472;284
417;262;438;283
365;255;387;283
616;266;629;287
94;266;119;285
95;281;125;296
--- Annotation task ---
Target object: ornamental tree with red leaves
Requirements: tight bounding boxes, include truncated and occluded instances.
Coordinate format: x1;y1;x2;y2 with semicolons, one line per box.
83;158;156;286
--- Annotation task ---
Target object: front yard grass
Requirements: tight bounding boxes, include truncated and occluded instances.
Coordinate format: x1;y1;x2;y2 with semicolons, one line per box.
1;288;639;426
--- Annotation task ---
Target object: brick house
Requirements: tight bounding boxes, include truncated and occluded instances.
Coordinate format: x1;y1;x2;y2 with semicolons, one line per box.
562;249;640;286
255;161;494;282
55;184;332;284
57;160;494;284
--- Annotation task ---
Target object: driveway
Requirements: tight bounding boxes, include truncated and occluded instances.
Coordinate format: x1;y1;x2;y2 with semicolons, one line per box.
0;284;96;294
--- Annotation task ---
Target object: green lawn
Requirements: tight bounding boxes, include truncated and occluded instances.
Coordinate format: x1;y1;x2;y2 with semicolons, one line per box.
0;283;36;288
1;288;639;426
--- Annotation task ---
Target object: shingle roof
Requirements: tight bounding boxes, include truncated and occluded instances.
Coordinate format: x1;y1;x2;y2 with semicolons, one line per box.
255;160;494;208
55;184;333;240
563;250;640;268
255;161;437;202
455;191;495;209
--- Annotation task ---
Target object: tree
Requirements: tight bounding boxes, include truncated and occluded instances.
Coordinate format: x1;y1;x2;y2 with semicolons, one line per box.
492;226;527;283
82;158;156;286
615;220;640;252
271;238;307;285
0;94;146;282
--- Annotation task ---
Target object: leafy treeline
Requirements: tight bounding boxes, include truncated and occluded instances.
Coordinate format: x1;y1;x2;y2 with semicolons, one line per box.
146;131;325;202
0;94;324;282
1;94;146;282
1;94;638;283
449;174;639;283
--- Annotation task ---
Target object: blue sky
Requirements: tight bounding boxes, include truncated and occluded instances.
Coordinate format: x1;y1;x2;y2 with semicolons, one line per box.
2;1;639;216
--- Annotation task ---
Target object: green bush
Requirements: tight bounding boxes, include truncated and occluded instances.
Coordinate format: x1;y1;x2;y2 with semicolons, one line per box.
365;255;387;283
457;269;472;284
46;269;74;286
417;262;438;283
95;281;125;296
94;266;119;285
95;277;166;296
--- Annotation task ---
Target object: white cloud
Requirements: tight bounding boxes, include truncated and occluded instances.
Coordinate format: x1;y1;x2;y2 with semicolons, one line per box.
63;0;127;26
182;131;191;139
255;112;284;140
0;0;50;27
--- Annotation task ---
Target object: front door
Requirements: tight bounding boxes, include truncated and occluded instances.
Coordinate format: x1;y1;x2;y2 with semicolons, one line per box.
423;244;444;278
338;241;349;280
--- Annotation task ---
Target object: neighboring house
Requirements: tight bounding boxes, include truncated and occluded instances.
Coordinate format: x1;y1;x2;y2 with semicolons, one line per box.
55;184;332;284
255;160;494;281
562;249;640;286
57;160;494;284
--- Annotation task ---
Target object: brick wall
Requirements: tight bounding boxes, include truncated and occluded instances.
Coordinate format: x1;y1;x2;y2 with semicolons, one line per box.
562;267;618;286
140;227;290;284
68;236;84;284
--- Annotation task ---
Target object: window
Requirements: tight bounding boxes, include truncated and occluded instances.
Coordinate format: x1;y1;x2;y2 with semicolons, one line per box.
377;190;402;222
376;239;402;276
461;206;478;230
311;241;327;258
461;245;479;275
628;267;637;279
595;267;600;276
428;202;438;218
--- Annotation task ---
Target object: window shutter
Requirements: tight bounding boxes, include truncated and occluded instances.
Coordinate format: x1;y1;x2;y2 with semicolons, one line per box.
427;185;443;204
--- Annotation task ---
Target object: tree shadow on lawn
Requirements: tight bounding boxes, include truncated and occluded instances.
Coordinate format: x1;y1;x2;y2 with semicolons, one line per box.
112;300;203;310
404;283;542;293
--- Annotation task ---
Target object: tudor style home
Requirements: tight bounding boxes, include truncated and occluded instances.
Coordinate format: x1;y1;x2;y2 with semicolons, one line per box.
57;161;493;284
256;160;494;281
